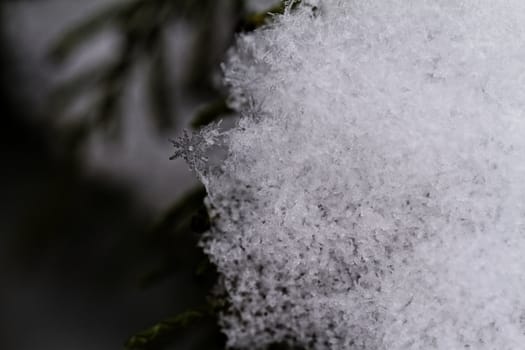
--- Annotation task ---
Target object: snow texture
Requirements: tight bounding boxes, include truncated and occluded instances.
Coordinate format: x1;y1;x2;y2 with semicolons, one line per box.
184;1;525;349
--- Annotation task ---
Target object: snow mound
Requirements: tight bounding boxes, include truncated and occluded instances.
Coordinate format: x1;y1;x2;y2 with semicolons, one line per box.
183;1;525;348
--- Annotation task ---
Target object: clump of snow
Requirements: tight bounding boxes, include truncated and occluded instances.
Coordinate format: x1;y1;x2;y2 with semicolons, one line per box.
178;1;525;349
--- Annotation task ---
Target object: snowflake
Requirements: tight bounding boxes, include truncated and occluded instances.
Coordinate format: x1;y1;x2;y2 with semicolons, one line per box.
169;122;223;177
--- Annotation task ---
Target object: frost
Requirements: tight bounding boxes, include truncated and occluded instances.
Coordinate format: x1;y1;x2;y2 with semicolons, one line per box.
184;1;525;349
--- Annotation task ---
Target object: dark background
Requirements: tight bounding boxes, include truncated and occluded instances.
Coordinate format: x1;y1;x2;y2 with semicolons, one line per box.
0;1;281;349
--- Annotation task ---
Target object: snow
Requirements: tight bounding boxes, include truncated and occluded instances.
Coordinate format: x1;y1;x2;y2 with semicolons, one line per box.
178;1;525;348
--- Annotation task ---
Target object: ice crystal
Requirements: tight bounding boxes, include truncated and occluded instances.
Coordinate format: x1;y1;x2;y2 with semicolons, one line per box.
169;122;224;181
183;1;525;349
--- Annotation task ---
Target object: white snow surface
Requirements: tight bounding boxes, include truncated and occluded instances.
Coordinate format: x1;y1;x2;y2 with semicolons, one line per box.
193;1;525;349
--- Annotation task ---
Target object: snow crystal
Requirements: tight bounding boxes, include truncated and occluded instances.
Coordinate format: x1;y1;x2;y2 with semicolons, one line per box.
181;1;525;349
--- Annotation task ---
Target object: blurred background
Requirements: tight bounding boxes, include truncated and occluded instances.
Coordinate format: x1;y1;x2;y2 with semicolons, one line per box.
0;0;282;349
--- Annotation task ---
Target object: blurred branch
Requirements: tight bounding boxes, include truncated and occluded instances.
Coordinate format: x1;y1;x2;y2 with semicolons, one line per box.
239;0;302;30
48;0;175;143
48;0;302;153
49;63;113;113
125;298;228;350
191;98;233;129
48;0;138;62
136;185;210;288
148;36;173;130
147;185;208;237
124;310;204;350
